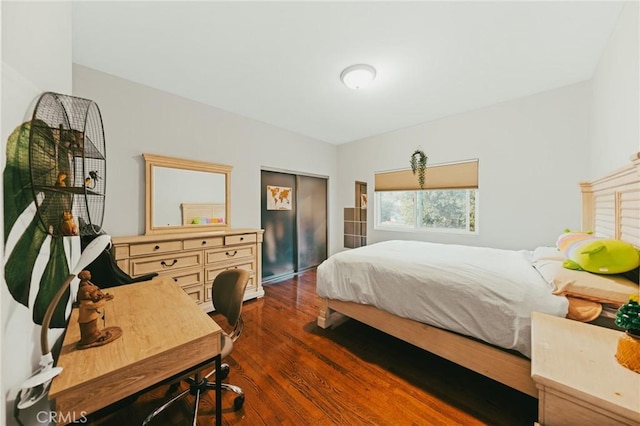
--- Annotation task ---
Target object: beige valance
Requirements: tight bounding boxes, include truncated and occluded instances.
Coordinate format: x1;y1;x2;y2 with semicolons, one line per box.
375;159;479;191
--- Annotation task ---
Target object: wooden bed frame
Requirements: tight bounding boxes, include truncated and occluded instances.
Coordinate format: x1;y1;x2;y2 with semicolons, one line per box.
318;152;640;398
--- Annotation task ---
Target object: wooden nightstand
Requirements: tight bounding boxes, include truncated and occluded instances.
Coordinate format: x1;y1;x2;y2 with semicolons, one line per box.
531;312;640;426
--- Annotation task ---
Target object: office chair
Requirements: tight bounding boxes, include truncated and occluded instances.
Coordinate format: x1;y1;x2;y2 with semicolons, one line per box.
143;269;250;425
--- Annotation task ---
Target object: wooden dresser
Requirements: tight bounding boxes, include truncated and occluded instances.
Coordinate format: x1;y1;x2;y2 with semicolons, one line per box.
111;228;264;311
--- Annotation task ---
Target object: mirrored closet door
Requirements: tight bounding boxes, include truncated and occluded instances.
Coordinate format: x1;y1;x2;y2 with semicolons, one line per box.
260;170;327;283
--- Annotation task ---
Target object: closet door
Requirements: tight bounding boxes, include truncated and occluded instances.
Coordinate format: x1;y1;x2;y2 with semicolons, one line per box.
296;175;327;271
261;171;296;281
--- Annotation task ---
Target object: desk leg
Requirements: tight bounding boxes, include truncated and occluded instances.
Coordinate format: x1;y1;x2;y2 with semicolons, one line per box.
215;354;222;426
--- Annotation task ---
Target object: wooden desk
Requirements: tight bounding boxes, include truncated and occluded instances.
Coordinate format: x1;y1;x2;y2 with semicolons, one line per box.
532;312;640;425
49;277;222;424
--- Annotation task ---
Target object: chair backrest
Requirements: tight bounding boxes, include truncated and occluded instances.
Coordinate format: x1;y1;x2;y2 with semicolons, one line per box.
211;269;250;327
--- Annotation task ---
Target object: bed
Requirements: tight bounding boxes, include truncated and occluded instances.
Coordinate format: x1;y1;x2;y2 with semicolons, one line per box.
317;152;640;398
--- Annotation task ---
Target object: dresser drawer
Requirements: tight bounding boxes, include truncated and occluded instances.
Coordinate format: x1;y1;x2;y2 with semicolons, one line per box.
161;267;203;288
181;284;204;305
205;282;212;303
183;237;224;250
206;245;255;265
130;240;182;257
112;244;130;261
538;388;635;426
205;276;255;303
131;251;203;277
205;262;254;283
115;259;130;275
224;234;257;246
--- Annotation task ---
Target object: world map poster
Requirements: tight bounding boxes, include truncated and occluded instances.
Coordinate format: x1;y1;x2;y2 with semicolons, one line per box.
267;185;292;210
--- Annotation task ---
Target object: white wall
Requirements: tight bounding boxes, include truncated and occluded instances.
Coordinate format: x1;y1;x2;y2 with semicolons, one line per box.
72;65;339;251
1;2;72;425
589;1;640;179
338;82;591;251
0;2;636;424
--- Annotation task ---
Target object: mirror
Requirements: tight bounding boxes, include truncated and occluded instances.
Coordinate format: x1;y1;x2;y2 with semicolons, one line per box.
144;153;232;235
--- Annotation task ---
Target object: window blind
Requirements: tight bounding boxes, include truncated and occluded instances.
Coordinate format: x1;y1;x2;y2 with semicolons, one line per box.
374;159;478;191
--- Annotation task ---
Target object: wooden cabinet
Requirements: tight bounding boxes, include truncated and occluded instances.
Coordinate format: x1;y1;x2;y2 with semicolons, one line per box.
531;312;640;426
112;229;264;310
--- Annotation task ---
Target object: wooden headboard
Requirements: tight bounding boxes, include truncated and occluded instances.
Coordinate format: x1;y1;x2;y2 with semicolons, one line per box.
181;203;225;225
581;152;640;248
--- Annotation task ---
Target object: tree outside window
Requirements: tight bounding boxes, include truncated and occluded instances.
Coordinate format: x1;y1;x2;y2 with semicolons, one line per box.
376;189;477;233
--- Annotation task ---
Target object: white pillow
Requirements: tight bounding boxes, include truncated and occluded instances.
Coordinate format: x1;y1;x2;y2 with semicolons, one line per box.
533;258;639;305
532;246;565;262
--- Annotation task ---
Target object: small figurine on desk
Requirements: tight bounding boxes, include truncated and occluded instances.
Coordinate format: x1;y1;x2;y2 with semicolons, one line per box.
60;211;78;236
76;270;122;349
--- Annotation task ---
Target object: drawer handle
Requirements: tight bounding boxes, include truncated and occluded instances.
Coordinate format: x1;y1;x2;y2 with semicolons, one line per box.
161;259;178;268
226;250;238;257
154;245;160;250
173;278;178;282
201;240;207;245
240;237;244;241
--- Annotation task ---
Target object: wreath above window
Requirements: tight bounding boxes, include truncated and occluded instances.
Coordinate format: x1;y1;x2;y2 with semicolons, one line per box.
410;149;428;189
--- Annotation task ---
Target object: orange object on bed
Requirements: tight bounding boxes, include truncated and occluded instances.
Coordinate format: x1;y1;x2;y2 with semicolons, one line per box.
565;296;603;322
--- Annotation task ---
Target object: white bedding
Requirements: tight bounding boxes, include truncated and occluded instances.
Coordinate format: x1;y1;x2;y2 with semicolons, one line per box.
317;240;569;357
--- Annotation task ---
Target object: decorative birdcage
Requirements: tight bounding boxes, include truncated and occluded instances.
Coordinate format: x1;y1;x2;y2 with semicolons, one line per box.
28;92;106;237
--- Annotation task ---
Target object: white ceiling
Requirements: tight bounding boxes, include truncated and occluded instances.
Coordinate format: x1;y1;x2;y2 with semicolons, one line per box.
72;1;624;145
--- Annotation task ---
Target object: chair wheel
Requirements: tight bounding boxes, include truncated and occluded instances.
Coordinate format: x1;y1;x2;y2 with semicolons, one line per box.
233;395;244;411
219;364;230;380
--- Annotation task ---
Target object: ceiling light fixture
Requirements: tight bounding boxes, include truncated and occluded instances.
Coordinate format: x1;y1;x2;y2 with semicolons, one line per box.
340;64;376;90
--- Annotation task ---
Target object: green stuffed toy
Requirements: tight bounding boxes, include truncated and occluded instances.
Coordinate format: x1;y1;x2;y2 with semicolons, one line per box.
556;230;640;274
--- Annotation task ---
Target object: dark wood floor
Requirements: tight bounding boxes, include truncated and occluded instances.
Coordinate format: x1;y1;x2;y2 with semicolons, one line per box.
87;269;537;425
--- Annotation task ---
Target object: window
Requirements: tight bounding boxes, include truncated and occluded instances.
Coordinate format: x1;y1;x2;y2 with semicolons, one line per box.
374;158;479;234
375;189;478;233
376;191;415;228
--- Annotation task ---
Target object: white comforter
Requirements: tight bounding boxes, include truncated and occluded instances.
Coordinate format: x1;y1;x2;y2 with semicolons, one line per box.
317;240;568;357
